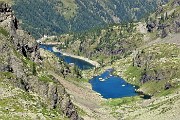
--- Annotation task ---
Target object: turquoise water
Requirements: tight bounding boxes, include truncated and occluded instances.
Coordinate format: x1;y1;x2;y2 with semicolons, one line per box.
89;69;137;99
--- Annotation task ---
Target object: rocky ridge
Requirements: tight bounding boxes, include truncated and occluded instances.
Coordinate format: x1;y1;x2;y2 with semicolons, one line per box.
146;0;180;38
0;2;82;120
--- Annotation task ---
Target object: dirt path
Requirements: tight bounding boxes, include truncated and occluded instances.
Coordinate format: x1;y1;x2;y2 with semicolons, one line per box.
49;71;116;120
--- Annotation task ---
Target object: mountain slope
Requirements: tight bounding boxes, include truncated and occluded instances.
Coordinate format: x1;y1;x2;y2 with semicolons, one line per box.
12;0;168;38
0;2;82;119
48;0;180;96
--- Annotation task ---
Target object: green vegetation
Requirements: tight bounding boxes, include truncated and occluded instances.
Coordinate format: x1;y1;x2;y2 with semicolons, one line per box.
126;44;180;96
0;72;15;80
73;65;82;78
12;0;168;38
0;79;66;120
75;105;87;116
54;0;78;20
22;56;37;75
32;62;37;75
60;23;144;65
38;75;55;83
104;96;141;107
0;0;12;4
124;65;143;86
0;27;9;37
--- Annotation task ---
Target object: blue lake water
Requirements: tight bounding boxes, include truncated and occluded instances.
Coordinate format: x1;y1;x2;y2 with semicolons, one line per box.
89;69;137;99
40;44;94;70
40;44;137;99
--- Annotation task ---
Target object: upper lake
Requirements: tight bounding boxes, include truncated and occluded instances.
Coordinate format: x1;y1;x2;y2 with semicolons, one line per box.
40;44;94;70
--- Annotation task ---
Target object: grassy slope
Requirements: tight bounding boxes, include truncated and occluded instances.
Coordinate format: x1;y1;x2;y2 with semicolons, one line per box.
40;1;180;119
0;27;64;119
0;72;67;120
54;23;143;66
1;0;178;119
80;1;180;119
0;17;85;119
54;0;78;20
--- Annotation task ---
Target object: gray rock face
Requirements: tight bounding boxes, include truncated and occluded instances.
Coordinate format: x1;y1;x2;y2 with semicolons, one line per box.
0;2;82;120
133;44;180;84
146;2;180;38
172;0;180;6
25;76;81;120
0;2;41;62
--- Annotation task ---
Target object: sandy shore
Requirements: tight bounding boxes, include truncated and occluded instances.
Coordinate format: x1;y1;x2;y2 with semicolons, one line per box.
52;47;100;68
43;42;63;45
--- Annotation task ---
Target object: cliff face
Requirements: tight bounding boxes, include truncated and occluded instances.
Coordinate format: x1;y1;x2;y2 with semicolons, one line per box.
134;44;180;83
146;0;180;38
132;43;180;95
0;2;40;62
0;2;81;120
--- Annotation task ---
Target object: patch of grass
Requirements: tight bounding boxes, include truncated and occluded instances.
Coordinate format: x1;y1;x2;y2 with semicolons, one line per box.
124;65;143;86
0;97;24;113
0;27;9;37
38;75;55;83
22;57;34;67
0;115;26;120
75;105;87;116
157;86;180;97
141;80;166;95
55;0;78;20
140;79;180;97
0;0;13;4
0;72;15;79
19;91;36;101
149;102;162;111
103;96;141;107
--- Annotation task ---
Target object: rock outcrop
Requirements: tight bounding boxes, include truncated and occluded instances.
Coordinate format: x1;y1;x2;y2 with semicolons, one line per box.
133;44;180;84
146;1;180;38
0;2;82;120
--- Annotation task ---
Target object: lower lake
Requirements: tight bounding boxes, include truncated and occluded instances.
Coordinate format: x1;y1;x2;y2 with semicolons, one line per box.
89;69;137;99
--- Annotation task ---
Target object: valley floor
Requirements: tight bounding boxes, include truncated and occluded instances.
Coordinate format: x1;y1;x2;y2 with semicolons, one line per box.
48;70;180;120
